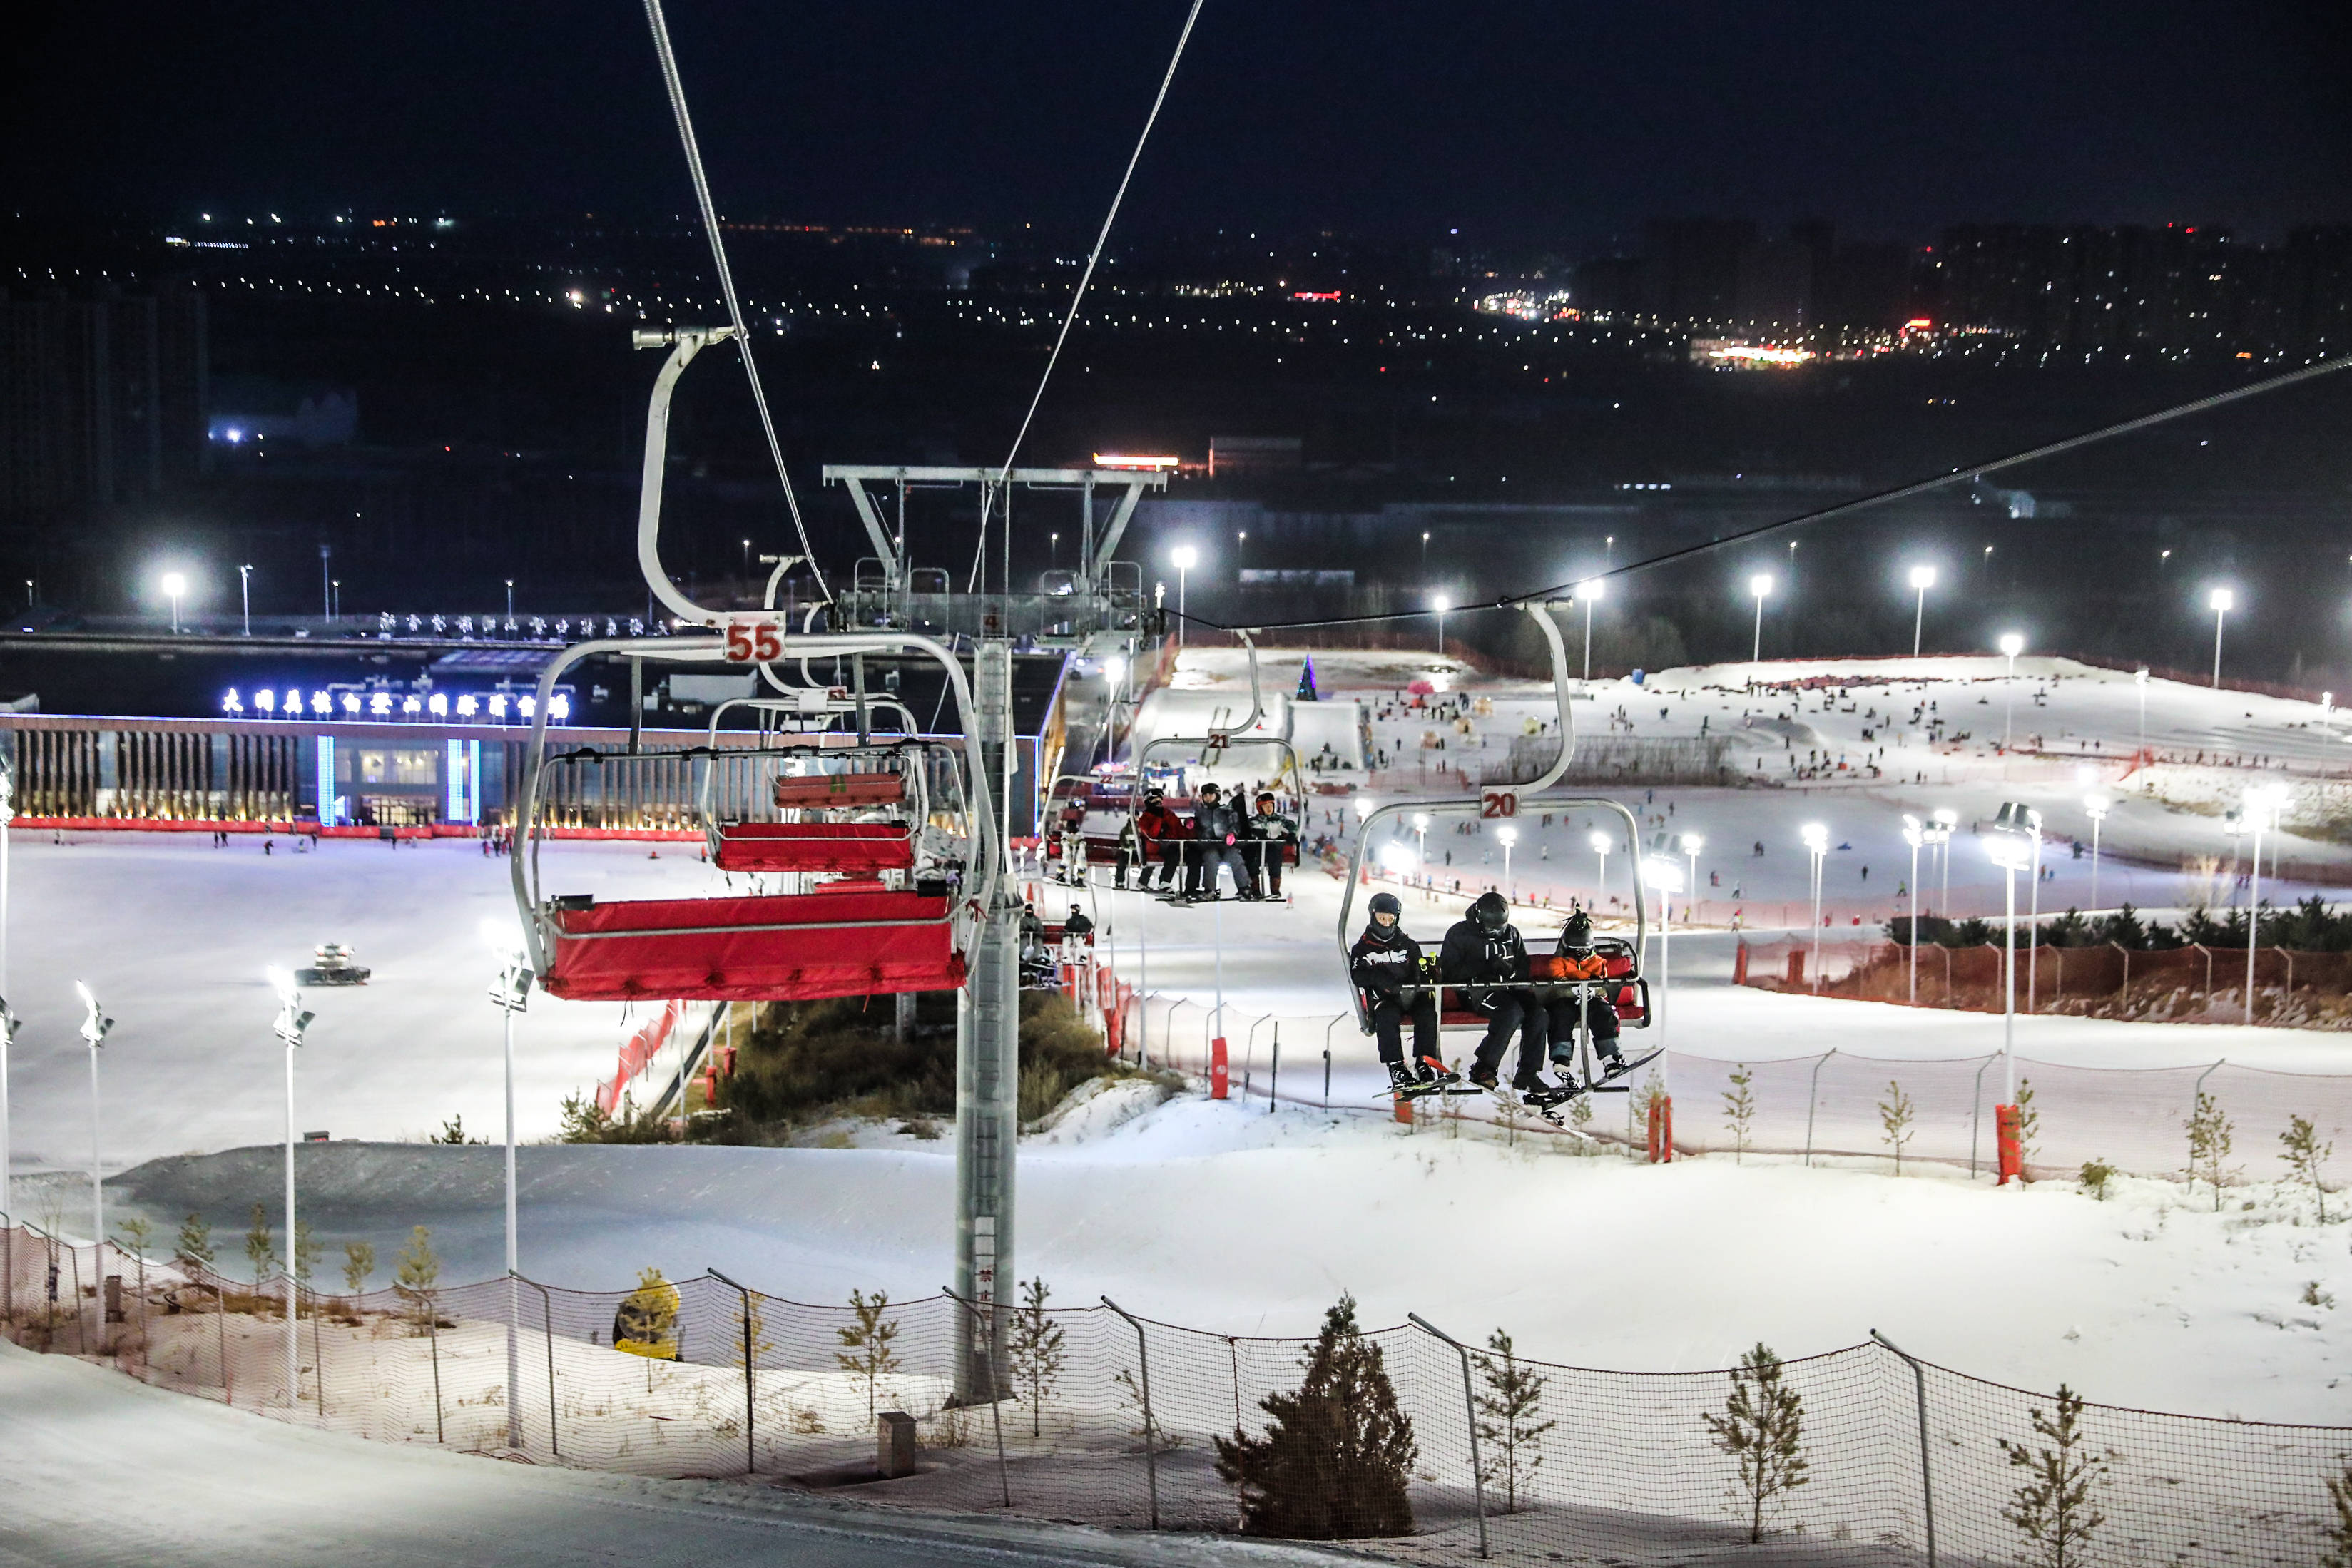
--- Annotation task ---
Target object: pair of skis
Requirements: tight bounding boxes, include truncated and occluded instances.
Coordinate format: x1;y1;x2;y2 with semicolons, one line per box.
1389;1047;1662;1131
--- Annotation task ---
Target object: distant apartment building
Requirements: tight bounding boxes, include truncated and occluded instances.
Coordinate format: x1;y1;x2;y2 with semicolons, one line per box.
0;282;208;516
1930;223;2352;359
1573;220;1914;330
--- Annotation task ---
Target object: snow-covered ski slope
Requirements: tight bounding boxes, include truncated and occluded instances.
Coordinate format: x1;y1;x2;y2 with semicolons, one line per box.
11;649;2352;1426
0;1337;1300;1568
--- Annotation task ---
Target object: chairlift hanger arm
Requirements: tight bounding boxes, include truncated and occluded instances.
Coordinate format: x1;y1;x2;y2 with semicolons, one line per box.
511;631;1003;979
633;327;738;629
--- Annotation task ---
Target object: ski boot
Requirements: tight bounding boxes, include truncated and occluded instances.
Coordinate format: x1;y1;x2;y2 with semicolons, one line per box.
1415;1054;1462;1090
1386;1061;1424;1098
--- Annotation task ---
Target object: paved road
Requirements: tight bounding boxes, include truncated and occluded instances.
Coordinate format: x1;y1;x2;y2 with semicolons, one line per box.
0;1343;1308;1568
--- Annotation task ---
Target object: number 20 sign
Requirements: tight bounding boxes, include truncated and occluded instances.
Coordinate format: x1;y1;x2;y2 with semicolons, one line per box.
1480;788;1519;820
723;622;784;663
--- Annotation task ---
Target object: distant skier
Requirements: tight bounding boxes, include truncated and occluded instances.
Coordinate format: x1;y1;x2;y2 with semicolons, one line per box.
1440;891;1548;1096
1348;890;1445;1095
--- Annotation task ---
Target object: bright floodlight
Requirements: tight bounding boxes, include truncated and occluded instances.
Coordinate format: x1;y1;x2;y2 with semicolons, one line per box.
1986;834;2032;870
1800;823;1829;854
1431;593;1450;612
1903;823;1924;848
1353;795;1375;820
1749;573;1774;598
1576;577;1604;602
2244;783;2289;827
2084;793;2111;819
1412;813;1430;832
1998;633;2025;658
160;571;187;598
1932;807;1959;828
481;918;526;959
1103;656;1126;684
268;965;297;1004
1641;857;1685;893
1378;842;1416;874
2209;587;2235;613
1589;830;1611;852
1680;833;1704;855
1497;824;1519;847
1170;545;1198;570
1908;565;1937;590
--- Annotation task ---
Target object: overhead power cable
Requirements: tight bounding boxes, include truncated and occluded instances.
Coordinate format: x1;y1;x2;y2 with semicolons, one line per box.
1171;350;2352;636
642;0;832;602
970;0;1208;594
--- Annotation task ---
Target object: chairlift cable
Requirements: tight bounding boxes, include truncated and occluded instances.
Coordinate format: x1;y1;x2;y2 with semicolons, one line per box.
1166;349;2352;637
642;0;832;602
969;0;1208;596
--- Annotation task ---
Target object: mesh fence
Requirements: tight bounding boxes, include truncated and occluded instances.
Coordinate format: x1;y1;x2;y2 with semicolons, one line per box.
3;1218;2343;1561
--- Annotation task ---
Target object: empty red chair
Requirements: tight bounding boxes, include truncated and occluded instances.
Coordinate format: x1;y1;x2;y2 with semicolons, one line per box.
773;771;904;809
713;820;915;874
540;887;964;1002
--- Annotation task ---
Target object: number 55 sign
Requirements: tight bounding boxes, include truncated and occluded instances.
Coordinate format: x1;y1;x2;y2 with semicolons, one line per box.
723;621;784;663
1479;788;1519;820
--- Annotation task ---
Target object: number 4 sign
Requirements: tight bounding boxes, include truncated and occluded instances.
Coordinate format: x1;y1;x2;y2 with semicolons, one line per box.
1480;788;1519;819
723;621;784;663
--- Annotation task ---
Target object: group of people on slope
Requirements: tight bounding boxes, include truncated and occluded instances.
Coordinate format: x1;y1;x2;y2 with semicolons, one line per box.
1348;893;1632;1102
1106;784;1300;903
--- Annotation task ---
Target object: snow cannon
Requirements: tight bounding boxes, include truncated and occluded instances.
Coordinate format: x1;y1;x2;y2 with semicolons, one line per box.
295;942;372;987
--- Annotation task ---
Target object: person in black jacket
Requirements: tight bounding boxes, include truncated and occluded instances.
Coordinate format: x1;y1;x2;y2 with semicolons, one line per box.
1439;890;1549;1094
1348;891;1445;1094
1185;781;1248;902
1243;789;1297;900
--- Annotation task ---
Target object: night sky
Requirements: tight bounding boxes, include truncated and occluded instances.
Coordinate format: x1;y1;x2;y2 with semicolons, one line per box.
6;1;2350;245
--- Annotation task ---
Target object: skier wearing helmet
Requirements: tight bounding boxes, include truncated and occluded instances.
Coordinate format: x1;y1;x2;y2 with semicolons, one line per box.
1544;908;1629;1081
1440;890;1549;1095
1348;890;1449;1095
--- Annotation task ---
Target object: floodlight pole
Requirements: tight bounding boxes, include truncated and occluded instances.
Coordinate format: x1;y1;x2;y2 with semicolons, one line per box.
2027;828;2044;1014
2001;858;2017;1104
282;1005;297;1410
2212;604;2227;688
1907;832;1921;1005
489;947;531;1449
2246;812;2265;1026
1913;584;1928;658
1752;589;1766;663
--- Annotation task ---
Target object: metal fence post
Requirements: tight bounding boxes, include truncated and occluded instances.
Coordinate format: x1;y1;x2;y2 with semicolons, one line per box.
1407;1313;1489;1559
1871;1330;1938;1568
1323;1017;1337;1110
1969;1057;1993;1178
1803;1049;1836;1166
1268;1026;1280;1113
1101;1295;1159;1529
426;1295;444;1444
709;1267;756;1475
521;1274;559;1458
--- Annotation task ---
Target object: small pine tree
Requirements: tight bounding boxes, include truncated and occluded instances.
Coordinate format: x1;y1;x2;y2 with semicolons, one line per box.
1997;1384;2110;1568
2186;1090;2237;1211
2322;1458;2352;1568
2015;1079;2041;1178
292;1219;320;1288
1213;1293;1416;1539
115;1216;154;1314
394;1226;440;1329
1474;1328;1556;1513
1702;1342;1811;1544
342;1239;376;1298
173;1211;214;1278
1009;1276;1066;1437
244;1203;279;1288
1722;1064;1755;1164
833;1288;901;1423
2281;1115;2333;1223
433;1115;484;1145
1879;1079;1916;1176
2078;1158;2117;1201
